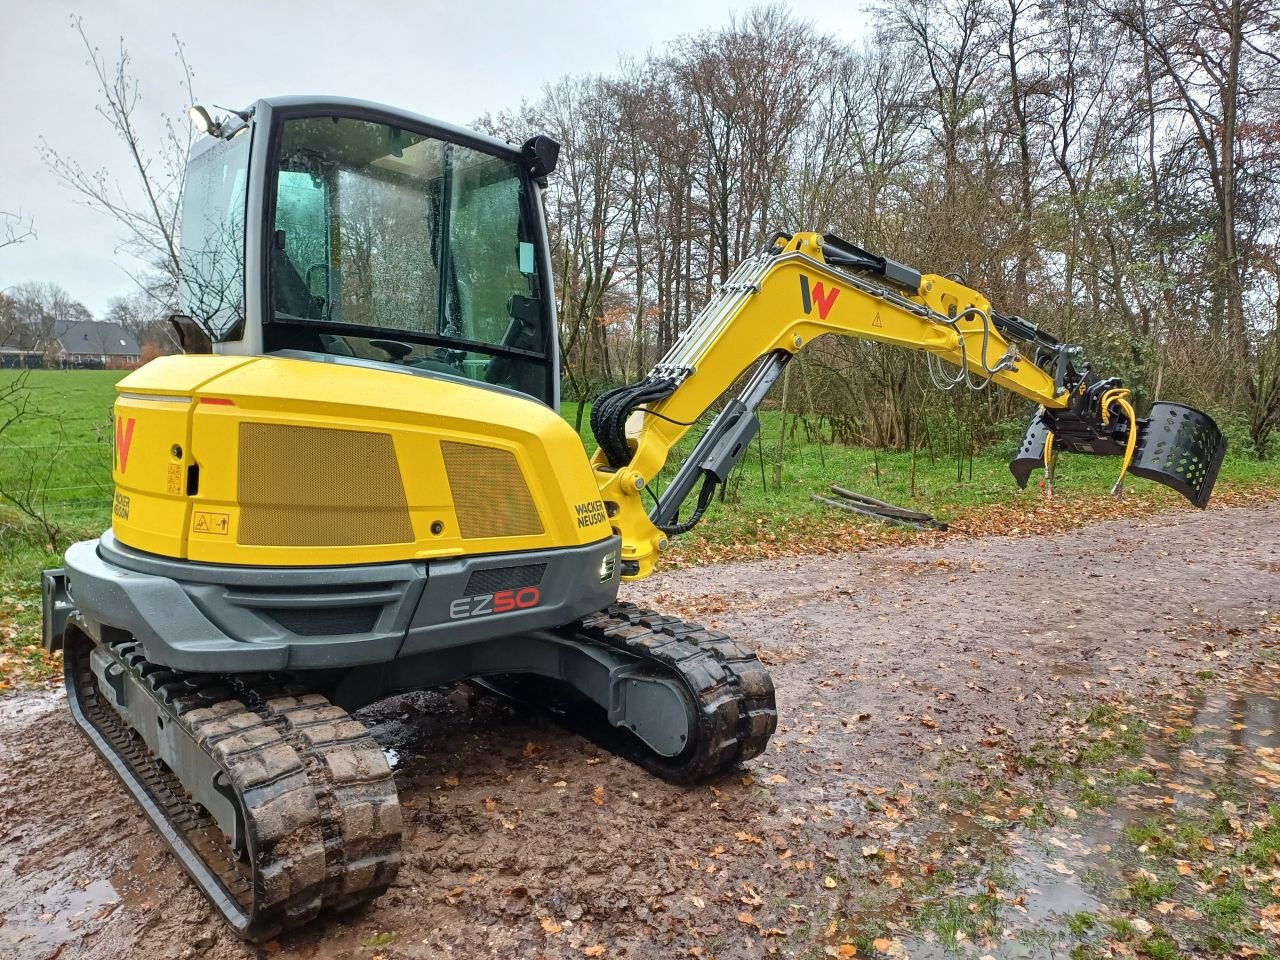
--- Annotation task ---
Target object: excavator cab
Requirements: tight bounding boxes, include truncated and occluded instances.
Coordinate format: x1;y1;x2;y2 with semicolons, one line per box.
177;98;559;404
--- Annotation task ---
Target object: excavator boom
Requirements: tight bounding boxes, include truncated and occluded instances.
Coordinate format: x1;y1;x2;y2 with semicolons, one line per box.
591;232;1226;577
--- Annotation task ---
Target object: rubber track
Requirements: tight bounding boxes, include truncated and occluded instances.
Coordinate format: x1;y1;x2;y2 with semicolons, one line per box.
499;601;777;783
252;695;401;911
65;631;401;940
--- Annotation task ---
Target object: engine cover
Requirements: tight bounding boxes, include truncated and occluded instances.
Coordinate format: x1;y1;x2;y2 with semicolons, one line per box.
109;354;613;565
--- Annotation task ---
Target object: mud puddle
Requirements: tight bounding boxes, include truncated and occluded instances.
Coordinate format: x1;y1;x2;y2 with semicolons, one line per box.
0;804;173;960
873;675;1280;959
0;687;62;722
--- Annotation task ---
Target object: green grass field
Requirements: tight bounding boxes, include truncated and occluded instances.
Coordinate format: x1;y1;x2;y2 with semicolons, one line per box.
1;368;1277;687
0;369;120;516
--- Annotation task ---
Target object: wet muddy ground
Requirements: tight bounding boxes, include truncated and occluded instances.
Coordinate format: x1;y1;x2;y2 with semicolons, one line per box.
1;504;1277;960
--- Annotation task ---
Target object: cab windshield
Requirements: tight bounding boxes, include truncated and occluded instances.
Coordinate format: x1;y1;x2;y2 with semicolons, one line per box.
266;114;551;402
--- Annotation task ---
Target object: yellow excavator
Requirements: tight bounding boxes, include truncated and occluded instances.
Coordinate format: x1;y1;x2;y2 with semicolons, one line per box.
41;97;1225;939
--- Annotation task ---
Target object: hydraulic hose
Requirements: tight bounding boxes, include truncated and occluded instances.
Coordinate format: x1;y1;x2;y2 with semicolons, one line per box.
1099;388;1139;497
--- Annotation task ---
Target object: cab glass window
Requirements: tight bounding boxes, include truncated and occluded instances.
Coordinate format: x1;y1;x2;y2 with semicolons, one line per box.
267;115;549;402
179;131;250;339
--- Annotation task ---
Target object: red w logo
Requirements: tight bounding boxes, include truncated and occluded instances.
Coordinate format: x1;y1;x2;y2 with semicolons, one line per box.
799;275;840;320
115;417;136;474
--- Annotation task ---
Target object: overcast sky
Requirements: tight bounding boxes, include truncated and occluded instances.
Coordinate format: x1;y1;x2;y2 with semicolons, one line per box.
0;0;870;316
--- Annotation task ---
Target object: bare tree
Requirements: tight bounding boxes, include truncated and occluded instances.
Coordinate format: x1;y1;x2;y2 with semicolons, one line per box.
878;0;1002;210
104;288;177;353
38;16;196;309
834;42;924;248
1107;0;1280;368
994;0;1048;309
7;281;94;361
510;0;1280;453
0;211;35;251
675;4;839;281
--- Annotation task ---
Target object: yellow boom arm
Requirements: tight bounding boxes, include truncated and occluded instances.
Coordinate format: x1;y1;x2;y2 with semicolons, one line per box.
590;232;1224;578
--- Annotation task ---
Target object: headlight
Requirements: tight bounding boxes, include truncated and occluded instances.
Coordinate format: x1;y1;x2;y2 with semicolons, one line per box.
599;552;617;583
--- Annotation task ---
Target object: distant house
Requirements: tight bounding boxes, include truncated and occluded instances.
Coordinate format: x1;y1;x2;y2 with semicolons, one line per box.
54;321;141;368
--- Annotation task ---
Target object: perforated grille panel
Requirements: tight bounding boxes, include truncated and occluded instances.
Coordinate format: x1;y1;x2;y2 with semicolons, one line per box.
465;563;547;595
238;423;414;547
441;441;543;540
268;606;380;636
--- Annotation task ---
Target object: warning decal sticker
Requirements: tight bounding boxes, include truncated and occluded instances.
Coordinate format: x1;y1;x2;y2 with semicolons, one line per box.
192;511;230;535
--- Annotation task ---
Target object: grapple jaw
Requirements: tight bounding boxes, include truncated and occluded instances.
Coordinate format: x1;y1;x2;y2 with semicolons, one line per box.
1010;401;1226;509
1009;411;1052;491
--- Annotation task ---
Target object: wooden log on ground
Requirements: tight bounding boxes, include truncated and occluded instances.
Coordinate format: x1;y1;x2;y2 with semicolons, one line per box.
810;494;931;531
829;485;935;522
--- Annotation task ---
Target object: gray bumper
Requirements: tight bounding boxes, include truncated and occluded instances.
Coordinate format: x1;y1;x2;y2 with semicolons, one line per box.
58;531;621;673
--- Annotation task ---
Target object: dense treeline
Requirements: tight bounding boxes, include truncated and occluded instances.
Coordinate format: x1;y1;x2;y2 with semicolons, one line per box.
485;0;1280;457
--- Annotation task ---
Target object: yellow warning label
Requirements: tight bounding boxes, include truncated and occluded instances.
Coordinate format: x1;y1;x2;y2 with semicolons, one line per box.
872;311;883;328
167;463;183;495
192;511;229;535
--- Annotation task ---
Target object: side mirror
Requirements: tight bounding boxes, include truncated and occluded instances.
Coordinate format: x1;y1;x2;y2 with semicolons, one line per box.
169;314;213;355
521;135;560;182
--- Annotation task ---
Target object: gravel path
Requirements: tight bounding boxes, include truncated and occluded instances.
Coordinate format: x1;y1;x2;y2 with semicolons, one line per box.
1;503;1275;960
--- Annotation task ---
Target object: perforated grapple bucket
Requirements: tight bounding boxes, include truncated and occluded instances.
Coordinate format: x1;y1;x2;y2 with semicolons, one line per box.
1128;402;1226;509
1008;402;1226;508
